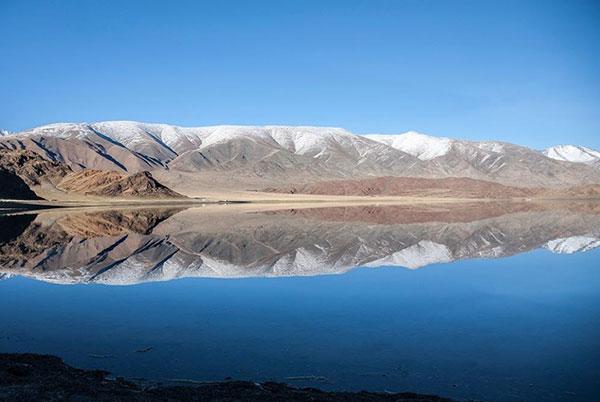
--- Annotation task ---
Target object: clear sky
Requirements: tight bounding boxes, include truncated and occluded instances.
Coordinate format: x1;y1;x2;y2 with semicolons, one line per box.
1;0;599;149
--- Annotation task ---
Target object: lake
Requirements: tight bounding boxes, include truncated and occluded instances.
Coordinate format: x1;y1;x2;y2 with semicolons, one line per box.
1;202;599;401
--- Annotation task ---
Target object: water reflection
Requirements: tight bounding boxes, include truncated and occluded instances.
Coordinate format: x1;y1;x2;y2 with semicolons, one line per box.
1;202;600;402
1;202;599;285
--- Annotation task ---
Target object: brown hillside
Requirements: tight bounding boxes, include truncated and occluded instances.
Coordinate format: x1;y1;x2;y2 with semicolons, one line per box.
0;149;70;186
0;170;42;200
265;176;540;198
57;170;185;198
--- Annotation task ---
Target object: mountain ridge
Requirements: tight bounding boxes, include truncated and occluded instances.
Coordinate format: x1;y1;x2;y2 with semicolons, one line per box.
2;121;600;194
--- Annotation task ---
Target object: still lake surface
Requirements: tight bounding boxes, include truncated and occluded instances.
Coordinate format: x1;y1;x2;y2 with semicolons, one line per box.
0;203;599;401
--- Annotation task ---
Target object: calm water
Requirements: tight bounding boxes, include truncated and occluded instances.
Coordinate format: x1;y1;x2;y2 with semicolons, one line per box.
0;203;599;401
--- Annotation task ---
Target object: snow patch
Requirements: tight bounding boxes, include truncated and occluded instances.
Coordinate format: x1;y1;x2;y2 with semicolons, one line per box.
544;236;600;254
364;240;454;269
543;145;600;164
476;142;504;153
364;131;452;160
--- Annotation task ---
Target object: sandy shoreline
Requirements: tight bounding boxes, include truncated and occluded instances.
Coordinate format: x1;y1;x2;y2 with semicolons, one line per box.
2;192;599;209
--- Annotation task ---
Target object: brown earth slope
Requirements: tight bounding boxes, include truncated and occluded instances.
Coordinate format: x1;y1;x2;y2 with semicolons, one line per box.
265;176;600;199
57;170;184;198
265;176;539;198
0;149;184;200
0;149;70;186
0;170;42;200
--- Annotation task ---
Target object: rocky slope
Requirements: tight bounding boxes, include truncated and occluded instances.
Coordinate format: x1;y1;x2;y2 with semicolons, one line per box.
1;122;430;179
58;170;184;198
0;123;171;172
0;149;70;187
0;170;41;200
0;149;184;199
2;122;600;190
365;132;600;187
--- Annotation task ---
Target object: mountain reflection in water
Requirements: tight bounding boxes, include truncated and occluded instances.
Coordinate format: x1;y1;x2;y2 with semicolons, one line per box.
1;202;599;285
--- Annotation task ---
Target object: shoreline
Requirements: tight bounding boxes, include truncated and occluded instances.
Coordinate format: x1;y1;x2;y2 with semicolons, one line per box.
3;194;600;207
0;353;454;402
2;195;600;217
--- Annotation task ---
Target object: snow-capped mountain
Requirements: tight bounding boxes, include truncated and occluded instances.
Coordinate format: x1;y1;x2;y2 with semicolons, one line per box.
166;125;430;178
543;145;600;166
2;121;600;191
364;131;600;187
1;121;429;179
0;129;10;136
363;131;452;160
364;131;509;161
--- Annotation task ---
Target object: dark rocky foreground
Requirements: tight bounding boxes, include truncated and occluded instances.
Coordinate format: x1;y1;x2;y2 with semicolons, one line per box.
0;353;454;401
0;170;42;200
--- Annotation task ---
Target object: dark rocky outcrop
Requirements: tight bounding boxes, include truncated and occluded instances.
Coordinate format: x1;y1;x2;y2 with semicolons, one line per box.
0;149;70;186
0;170;42;200
0;149;184;200
58;170;185;198
0;353;453;402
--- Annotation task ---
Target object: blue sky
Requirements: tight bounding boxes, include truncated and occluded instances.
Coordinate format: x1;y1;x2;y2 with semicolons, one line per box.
1;0;599;149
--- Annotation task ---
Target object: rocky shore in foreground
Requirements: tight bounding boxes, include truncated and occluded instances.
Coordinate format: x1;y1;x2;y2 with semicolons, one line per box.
0;353;454;402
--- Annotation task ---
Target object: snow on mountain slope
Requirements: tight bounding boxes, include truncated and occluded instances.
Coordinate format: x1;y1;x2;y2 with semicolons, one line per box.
19;121;392;159
364;131;452;160
4;121;600;188
475;141;505;153
365;131;509;163
0;123;169;172
544;235;600;254
167;125;430;177
543;145;600;164
191;125;356;154
11;121;598;169
11;121;417;165
362;131;600;186
364;240;454;269
90;122;375;158
178;124;407;161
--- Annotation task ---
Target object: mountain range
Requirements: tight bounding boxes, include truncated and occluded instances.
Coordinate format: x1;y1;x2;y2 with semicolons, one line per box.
1;121;600;199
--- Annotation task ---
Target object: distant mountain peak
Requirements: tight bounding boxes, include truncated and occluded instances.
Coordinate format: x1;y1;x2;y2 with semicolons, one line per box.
543;145;600;164
363;131;453;160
